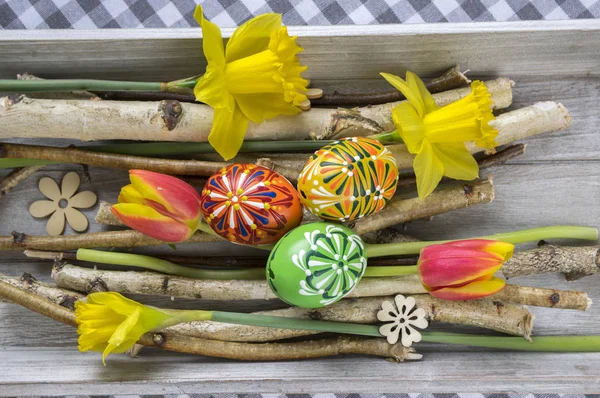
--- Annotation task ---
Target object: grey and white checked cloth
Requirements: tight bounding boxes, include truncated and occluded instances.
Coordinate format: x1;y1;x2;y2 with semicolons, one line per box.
0;0;599;29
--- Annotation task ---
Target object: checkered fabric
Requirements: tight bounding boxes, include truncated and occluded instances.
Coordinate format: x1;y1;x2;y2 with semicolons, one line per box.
0;0;599;29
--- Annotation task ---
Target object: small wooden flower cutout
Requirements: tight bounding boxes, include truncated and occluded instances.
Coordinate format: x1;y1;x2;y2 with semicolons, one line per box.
29;172;97;235
377;294;428;347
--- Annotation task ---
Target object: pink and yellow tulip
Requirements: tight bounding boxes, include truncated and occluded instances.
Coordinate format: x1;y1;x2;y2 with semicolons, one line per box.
418;239;514;300
111;170;202;242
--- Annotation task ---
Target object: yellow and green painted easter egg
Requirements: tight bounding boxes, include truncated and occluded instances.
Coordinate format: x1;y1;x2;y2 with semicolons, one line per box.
297;137;399;222
200;164;303;245
266;222;367;308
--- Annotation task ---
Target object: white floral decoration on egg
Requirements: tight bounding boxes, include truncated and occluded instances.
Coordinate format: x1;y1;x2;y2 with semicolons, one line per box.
377;294;428;347
29;172;97;236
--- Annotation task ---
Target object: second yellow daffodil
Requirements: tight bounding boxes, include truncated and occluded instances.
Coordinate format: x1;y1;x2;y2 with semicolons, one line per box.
194;6;309;160
381;71;498;199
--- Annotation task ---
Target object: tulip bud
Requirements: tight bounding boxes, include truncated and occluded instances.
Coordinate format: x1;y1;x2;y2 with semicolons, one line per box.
111;170;202;242
417;239;514;300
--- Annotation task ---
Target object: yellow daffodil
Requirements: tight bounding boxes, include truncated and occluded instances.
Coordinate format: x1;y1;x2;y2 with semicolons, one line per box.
75;292;176;364
194;6;309;160
380;71;498;199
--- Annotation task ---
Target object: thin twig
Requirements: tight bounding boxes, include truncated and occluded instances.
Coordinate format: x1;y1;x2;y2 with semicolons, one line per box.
396;144;526;187
168;294;532;342
352;178;495;235
0;278;420;362
0;165;44;198
0;230;220;251
502;244;600;281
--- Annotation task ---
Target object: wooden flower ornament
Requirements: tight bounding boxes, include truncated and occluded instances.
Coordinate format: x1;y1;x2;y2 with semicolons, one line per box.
377;295;428;347
193;6;309;160
29;172;97;235
266;222;367;308
297;137;398;222
201;164;302;245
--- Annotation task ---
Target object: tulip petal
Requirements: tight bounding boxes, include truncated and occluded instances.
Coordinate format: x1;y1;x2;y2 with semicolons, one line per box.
208;105;249;161
61;171;80;199
446;239;514;261
69;191;98;209
39;177;61;201
128;170;202;224
111;203;193;243
118;184;145;205
194;6;225;67
413;140;444;200
418;256;503;288
429;277;506;300
432;143;479;181
226;13;282;63
380;72;425;118
420;244;506;262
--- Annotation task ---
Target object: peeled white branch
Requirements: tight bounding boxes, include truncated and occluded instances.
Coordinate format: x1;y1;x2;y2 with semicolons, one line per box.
0;78;512;142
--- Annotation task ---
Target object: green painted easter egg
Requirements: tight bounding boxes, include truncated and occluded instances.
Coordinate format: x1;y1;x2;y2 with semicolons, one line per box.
266;222;368;308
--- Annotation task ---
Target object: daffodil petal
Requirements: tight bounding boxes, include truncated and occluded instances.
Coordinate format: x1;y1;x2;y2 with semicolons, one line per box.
208;105;249;161
380;72;425;118
194;65;234;111
194;6;225;67
407;71;437;113
390;102;425;154
235;93;302;124
432;143;479;181
107;307;141;349
226;13;282;63
413;140;444;199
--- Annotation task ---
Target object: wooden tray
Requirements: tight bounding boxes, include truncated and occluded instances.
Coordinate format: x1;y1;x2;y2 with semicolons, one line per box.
1;20;599;395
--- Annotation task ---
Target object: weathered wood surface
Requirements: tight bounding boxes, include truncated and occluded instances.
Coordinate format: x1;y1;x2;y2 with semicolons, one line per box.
1;22;600;393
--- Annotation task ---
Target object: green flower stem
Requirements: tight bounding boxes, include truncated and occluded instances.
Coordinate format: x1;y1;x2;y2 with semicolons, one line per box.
366;226;599;258
363;265;418;277
421;332;600;352
368;129;403;144
76;248;265;280
195;221;222;239
0;79;162;93
0;158;61;168
161;310;600;352
211;311;382;337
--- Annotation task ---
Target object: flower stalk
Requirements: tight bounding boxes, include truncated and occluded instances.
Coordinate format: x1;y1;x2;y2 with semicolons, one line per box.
0;79;166;93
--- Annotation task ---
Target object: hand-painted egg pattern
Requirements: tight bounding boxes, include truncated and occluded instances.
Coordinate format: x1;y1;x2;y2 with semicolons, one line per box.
297;137;399;222
266;222;367;308
200;164;302;245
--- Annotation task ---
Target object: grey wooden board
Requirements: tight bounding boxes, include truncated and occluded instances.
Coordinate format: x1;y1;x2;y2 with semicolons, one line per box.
1;22;600;394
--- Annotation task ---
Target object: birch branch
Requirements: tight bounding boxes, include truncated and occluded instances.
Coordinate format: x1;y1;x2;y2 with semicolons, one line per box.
0;229;220;251
167;295;533;342
352;178;495;235
493;284;591;311
0;279;420;362
52;263;426;300
502;244;600;281
0;273;84;309
0;78;512;142
388;101;571;169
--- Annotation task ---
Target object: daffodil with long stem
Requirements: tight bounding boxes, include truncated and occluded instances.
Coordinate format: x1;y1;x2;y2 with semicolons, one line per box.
0;6;309;161
372;71;498;199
